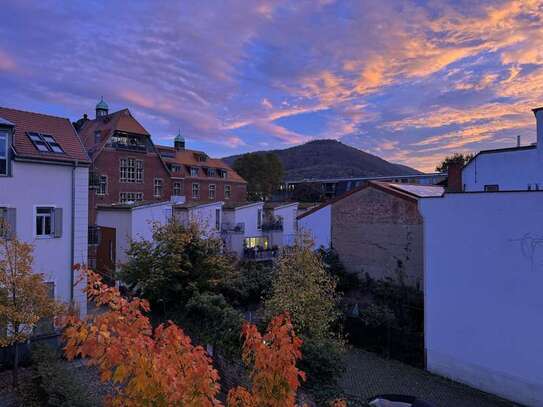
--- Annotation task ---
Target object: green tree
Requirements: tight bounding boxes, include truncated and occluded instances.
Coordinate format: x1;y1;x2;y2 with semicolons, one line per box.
264;240;345;403
435;152;474;172
233;153;284;200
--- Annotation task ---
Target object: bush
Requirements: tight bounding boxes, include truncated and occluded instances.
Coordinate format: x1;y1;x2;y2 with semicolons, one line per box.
299;337;346;405
18;344;96;407
222;260;274;307
318;247;360;293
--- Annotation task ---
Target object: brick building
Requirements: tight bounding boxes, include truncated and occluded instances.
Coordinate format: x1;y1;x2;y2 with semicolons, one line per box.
298;181;444;288
156;134;246;204
76;100;172;224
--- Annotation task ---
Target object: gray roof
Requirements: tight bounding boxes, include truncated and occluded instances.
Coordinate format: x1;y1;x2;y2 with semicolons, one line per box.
0;116;14;126
384;183;444;198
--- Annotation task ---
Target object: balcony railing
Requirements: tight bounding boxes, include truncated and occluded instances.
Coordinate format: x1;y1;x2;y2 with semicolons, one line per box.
261;220;283;231
243;247;279;261
221;222;245;233
110;141;148;153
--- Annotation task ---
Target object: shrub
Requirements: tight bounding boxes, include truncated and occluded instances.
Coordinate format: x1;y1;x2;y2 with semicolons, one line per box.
19;344;96;407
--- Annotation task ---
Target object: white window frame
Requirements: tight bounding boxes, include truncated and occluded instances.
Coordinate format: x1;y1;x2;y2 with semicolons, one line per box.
35;206;55;239
224;185;231;200
119;192;144;203
154;178;164;198
190;167;199;177
96;175;108;196
192;183;200;199
173;182;182;196
120;158;144;183
0;130;8;176
209;184;216;199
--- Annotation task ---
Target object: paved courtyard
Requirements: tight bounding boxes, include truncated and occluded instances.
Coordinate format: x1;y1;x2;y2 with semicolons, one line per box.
340;349;522;407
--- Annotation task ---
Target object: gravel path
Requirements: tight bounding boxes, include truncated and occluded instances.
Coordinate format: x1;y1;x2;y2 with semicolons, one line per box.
340;349;522;407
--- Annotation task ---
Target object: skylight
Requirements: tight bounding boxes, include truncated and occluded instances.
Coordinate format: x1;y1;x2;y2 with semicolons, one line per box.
27;132;65;154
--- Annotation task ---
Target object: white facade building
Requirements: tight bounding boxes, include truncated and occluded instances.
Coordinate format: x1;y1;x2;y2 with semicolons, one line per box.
0;107;90;316
174;201;224;237
463;107;543;192
96;200;175;267
222;201;265;256
420;192;543;406
297;203;332;249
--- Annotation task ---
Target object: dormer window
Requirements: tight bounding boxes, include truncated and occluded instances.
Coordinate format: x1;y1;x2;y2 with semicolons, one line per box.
190;167;199;177
207;168;216;177
0;129;9;175
27;132;64;154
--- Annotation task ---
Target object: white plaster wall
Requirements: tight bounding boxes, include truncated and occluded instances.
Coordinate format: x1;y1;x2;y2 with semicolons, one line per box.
189;202;223;236
274;204;298;245
235;203;264;238
131;202;173;242
72;166;88;316
0;161;88;315
96;210;131;267
298;205;331;249
463;149;541;191
420;192;543;406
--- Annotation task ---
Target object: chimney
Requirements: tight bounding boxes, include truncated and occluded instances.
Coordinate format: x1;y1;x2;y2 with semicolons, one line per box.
532;107;543;155
517;135;521;147
447;161;463;192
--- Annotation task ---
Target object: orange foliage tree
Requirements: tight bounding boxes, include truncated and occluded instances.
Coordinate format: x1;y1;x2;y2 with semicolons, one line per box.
227;314;305;407
64;267;316;407
64;266;222;406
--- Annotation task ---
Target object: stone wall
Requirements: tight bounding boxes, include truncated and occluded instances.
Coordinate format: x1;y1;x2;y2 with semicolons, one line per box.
331;186;423;288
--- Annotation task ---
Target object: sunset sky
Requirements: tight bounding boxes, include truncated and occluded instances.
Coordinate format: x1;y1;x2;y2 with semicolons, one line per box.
1;0;543;171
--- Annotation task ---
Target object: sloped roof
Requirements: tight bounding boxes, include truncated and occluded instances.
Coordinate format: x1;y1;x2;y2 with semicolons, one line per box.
78;109;150;153
156;145;246;183
0;107;89;163
297;180;442;219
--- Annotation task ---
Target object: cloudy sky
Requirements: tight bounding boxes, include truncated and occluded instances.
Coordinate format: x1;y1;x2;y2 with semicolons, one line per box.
1;0;542;171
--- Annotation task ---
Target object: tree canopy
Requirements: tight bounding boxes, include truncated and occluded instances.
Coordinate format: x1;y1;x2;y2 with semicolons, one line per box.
435;152;474;172
233;153;284;200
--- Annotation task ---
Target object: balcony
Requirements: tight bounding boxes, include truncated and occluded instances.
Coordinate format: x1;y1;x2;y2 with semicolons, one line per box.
243;247;279;261
221;222;245;233
110;141;148;153
261;219;283;231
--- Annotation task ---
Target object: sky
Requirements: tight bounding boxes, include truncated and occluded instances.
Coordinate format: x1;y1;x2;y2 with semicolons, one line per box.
1;0;543;172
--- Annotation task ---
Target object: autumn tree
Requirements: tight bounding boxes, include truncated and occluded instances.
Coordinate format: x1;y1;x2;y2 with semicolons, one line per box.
435;152;474;172
0;236;63;387
227;314;305;407
64;267;313;406
64;267;222;406
264;239;345;403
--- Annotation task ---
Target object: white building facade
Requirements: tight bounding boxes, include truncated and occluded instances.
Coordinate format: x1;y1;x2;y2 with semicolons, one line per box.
0;107;90;316
463;107;543;192
420;192;543;406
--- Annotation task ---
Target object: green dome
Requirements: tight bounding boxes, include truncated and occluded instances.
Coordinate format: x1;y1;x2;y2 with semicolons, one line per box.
96;97;108;110
175;131;185;142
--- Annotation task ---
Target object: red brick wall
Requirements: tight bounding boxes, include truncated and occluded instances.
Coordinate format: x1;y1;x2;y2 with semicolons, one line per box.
331;186;424;288
89;147;172;223
183;178;247;203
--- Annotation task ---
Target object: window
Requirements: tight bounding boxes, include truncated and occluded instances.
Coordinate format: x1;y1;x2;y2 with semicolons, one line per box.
0;207;7;237
484;184;499;192
215;208;221;230
224;185;231;199
120;158;143;183
257;209;262;230
94;131;101;144
207;168;216;177
154;178;164;198
27;132;64;153
219;169;228;179
36;207;61;238
244;237;269;249
170;164;181;173
97;175;107;195
173;182;182;195
192;183;200;199
209;184;216;199
119;192;143;203
0;130;8;175
190;167;199;177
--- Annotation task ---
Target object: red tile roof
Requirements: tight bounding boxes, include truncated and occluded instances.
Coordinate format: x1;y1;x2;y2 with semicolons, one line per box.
157;145;246;183
0;107;89;163
77;109;150;154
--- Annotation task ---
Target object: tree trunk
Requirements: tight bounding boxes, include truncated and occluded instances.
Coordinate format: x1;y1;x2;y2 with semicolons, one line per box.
12;341;19;388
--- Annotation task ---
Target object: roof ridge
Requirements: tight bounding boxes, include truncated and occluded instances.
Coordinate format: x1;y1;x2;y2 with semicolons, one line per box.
0;106;71;121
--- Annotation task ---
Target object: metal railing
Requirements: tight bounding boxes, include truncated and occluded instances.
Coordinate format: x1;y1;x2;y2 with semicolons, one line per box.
221;222;245;233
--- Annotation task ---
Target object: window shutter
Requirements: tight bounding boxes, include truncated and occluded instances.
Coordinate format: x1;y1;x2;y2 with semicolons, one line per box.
54;208;63;238
6;208;16;239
